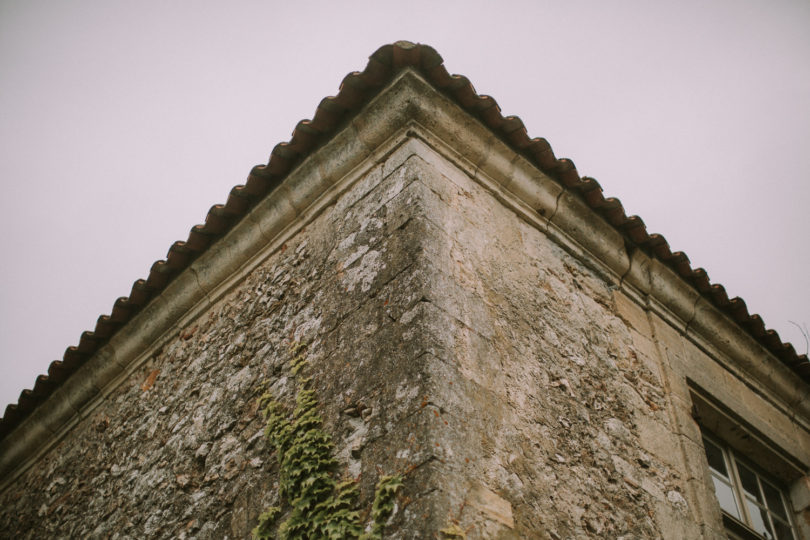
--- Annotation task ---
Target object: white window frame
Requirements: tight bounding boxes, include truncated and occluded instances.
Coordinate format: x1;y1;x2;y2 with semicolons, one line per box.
702;430;798;540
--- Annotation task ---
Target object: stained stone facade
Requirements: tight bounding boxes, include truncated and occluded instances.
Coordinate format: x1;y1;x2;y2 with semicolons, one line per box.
1;52;809;539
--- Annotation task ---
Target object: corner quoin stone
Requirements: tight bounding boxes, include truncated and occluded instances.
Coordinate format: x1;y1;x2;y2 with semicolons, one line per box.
1;66;809;540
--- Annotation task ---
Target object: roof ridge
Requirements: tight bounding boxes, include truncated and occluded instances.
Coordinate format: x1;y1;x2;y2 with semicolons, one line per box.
2;41;806;440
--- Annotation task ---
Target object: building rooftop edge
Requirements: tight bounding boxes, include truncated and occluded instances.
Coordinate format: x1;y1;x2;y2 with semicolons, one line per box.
2;40;807;441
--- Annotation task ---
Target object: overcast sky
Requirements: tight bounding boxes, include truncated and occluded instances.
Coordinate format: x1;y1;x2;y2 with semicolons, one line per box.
1;0;808;410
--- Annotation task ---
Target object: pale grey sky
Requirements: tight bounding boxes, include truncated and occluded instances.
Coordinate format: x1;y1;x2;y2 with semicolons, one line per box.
1;0;809;409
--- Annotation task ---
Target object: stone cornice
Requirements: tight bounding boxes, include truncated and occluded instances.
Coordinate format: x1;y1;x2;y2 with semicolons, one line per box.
2;68;807;488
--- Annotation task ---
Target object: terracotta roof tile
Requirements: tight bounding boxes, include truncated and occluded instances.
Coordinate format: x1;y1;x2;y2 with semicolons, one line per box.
2;40;807;440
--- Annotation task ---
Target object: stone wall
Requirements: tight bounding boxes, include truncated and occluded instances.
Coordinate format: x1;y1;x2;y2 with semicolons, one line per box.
2;121;809;538
0;149;440;538
395;147;710;539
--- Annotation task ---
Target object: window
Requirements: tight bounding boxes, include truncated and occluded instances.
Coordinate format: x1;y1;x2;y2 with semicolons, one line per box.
702;432;797;540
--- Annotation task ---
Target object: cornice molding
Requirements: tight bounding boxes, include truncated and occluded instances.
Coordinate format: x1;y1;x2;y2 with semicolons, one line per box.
2;69;807;489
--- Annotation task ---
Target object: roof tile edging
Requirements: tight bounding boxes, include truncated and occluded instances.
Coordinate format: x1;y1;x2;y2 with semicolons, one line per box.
2;40;807;440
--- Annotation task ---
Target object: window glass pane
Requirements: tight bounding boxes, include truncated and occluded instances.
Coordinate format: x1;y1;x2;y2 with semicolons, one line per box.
701;431;795;540
736;462;763;503
762;480;788;520
711;475;741;519
703;438;728;477
746;499;773;538
772;517;795;540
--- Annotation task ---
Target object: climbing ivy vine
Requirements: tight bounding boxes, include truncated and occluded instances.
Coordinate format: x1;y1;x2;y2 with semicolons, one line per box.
363;474;403;539
253;343;402;539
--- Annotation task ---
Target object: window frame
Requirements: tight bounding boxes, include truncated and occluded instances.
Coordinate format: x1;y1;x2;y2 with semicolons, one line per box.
702;430;798;540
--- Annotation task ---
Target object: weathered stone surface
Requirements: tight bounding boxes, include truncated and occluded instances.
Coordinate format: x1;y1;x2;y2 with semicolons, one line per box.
2;73;810;539
0;154;435;539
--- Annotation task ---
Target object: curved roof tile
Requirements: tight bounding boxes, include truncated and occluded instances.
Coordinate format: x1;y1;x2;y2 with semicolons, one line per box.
2;41;807;440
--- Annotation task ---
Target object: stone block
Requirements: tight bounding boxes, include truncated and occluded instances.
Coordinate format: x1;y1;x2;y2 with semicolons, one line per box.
635;413;681;469
613;290;651;335
551;190;630;278
686;476;724;531
467;483;515;529
791;475;810;512
670;394;702;444
502;156;561;222
652;499;702;540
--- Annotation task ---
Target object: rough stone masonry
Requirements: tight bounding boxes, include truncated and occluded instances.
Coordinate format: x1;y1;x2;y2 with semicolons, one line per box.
0;146;704;538
2;65;809;539
2;149;672;538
